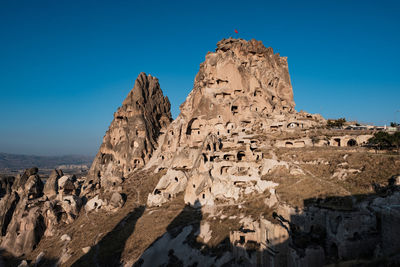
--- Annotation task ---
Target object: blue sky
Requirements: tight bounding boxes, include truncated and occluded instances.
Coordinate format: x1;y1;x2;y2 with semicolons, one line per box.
0;0;399;156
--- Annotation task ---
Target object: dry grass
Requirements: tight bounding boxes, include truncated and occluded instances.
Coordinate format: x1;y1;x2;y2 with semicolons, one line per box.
265;147;400;208
275;176;350;209
121;194;186;264
22;168;167;266
16;145;400;266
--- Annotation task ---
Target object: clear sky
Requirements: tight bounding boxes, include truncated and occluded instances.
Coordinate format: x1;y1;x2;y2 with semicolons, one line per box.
0;0;399;156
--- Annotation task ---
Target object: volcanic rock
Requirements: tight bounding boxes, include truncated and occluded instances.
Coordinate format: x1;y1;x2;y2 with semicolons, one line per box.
147;38;323;206
85;195;104;212
43;169;63;199
109;192;124;208
89;72;172;187
1;38;397;267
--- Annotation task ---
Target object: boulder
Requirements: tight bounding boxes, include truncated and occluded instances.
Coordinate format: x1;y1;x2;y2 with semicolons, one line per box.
17;260;28;267
109;192;124;209
26;167;39;176
58;175;76;196
147;170;188;207
25;174;44;199
43;169;63;198
61;195;82;223
12;168;39;192
85;195;104;212
61;234;71;242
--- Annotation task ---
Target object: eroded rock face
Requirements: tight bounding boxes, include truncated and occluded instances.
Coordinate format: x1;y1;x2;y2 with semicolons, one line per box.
1;38;392;266
89;72;172;187
0;168;86;256
2;203;45;256
147;169;188;206
191;38;295;116
0;169;45;256
0;74;169;255
141;38;399;265
147;38;324;206
43;169;63;199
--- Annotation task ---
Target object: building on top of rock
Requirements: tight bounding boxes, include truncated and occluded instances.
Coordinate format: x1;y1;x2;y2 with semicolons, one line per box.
89;72;172;187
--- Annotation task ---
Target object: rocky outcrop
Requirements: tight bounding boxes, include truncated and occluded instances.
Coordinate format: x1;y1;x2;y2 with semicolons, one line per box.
147;38;324;207
0;165;129;257
0;168;45;256
43;169;63;199
89;72;172;188
138;182;400;267
147;169;188;206
0;72;171;257
2;201;45;256
1;38;395;266
138;39;398;266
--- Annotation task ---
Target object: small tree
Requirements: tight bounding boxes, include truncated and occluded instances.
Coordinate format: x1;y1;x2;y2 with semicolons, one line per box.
326;120;336;128
336;118;346;128
327;118;346;129
390;122;399;127
390;132;400;153
324;136;331;146
368;132;392;152
311;136;320;147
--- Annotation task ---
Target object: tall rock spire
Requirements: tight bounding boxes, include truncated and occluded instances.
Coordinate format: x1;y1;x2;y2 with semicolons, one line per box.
89;72;172;186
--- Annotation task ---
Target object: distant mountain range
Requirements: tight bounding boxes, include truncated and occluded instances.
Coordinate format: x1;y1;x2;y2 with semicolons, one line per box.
0;152;93;172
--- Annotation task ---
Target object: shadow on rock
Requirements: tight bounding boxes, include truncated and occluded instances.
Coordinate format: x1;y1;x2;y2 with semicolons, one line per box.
134;200;232;267
0;249;58;267
133;178;400;267
72;205;145;267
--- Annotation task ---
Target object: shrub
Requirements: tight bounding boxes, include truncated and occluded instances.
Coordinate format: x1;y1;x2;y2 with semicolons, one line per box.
326;118;346;129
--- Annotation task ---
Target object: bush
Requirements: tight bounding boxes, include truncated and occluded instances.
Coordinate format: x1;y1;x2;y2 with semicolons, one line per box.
310;136;320;146
326;118;346;129
368;132;400;152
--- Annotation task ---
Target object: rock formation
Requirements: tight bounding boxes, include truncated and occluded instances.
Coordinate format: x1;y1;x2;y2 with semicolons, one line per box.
0;73;170;257
0;38;398;266
0;168;48;256
137;38;399;266
89;72;172;187
43;169;63;199
0;167;129;258
146;38;324;207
